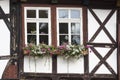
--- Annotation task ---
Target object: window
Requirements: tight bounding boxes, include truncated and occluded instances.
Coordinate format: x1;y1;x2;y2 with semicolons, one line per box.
57;8;83;45
24;7;82;46
22;4;84;75
24;7;51;45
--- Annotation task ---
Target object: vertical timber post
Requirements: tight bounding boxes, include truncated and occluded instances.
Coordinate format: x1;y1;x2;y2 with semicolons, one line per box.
83;6;90;80
117;8;120;80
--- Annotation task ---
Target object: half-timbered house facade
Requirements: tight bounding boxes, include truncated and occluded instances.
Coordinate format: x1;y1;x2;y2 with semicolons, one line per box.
0;0;119;80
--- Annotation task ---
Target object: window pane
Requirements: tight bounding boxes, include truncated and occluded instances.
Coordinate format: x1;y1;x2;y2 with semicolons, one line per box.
71;23;80;34
27;10;36;18
59;9;68;18
71;35;80;45
27;35;36;44
39;35;48;44
27;23;36;34
39;10;48;18
60;35;68;45
39;23;48;34
71;10;80;18
59;23;68;34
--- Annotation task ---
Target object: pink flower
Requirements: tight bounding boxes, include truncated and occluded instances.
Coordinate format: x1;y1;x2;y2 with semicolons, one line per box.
24;50;30;55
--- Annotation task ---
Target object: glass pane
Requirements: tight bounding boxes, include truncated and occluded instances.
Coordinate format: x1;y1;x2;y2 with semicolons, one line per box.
27;35;36;44
39;10;48;18
39;23;48;34
59;23;68;34
60;35;68;45
59;9;68;18
71;10;80;18
71;23;80;34
27;10;36;18
27;23;36;34
71;35;80;45
39;35;48;45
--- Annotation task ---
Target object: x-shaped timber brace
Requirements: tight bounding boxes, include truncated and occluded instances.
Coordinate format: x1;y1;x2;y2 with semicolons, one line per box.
87;8;117;79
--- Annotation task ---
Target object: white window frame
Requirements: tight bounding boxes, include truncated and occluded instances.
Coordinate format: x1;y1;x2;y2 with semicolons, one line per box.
56;7;83;46
24;7;51;45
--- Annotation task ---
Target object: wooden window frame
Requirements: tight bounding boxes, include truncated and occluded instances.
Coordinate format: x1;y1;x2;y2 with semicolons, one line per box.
24;7;51;45
56;7;83;46
21;4;87;79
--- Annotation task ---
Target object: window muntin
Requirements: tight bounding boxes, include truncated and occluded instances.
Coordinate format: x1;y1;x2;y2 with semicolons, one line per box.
57;8;82;45
24;7;51;45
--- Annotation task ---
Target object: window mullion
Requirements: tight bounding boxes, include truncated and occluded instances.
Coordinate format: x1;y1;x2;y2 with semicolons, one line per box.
37;22;39;45
69;22;71;44
49;9;51;45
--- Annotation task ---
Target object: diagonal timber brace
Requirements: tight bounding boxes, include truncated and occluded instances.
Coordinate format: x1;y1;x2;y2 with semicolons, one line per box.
0;6;13;34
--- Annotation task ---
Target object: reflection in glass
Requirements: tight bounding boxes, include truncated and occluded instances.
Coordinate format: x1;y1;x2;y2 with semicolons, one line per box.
59;23;68;34
71;23;80;34
71;10;80;18
27;23;36;34
27;10;36;18
71;35;80;45
39;10;48;18
39;23;48;34
39;35;48;45
60;35;68;45
27;35;36;44
59;9;68;18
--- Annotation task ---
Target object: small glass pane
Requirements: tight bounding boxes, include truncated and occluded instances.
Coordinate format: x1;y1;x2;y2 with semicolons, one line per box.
27;35;36;44
59;23;68;34
71;23;80;34
27;23;36;34
71;10;80;18
39;35;48;45
60;35;68;45
59;9;68;18
39;10;48;18
71;35;80;45
39;23;48;34
27;10;36;18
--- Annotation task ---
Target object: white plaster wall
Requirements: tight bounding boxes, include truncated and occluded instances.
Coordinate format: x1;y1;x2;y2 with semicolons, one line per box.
0;20;10;56
0;0;9;14
0;0;10;79
0;0;10;56
88;9;117;74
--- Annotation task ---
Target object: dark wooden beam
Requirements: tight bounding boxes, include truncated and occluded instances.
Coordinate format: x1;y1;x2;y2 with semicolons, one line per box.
82;6;89;80
88;8;116;43
117;0;120;7
87;43;117;48
0;14;10;19
22;73;116;79
0;55;10;60
117;8;120;80
0;6;12;33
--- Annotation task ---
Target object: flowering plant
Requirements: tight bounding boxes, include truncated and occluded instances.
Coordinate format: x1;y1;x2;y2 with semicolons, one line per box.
23;43;88;59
